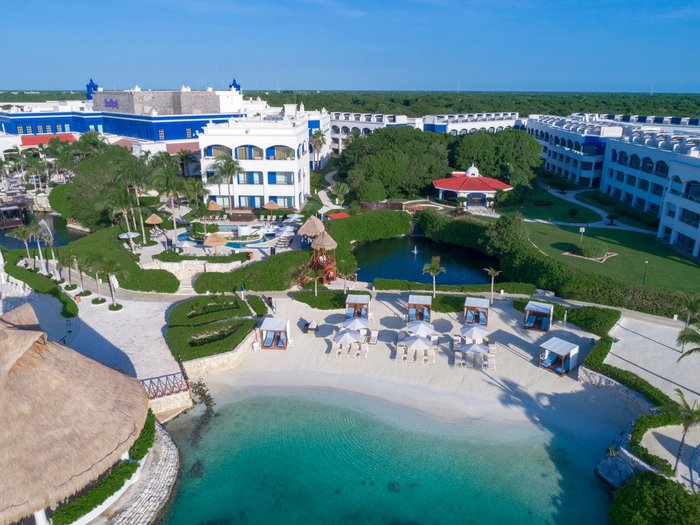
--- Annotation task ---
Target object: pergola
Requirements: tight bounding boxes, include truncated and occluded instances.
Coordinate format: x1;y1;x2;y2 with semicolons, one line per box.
407;294;432;322
259;317;290;350
523;301;554;332
538;337;579;376
345;294;370;319
464;297;489;325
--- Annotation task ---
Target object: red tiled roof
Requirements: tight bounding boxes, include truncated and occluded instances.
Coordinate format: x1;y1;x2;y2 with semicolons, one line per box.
113;138;134;149
432;175;512;193
165;142;200;155
327;212;350;220
21;133;76;147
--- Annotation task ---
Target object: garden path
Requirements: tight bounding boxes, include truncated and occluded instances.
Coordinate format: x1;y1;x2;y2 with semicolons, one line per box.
317;170;345;215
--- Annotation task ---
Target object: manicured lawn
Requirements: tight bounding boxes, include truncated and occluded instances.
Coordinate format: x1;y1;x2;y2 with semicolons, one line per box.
499;185;601;223
294;290;370;310
525;222;700;292
165;319;257;361
574;190;657;230
154;251;249;263
168;296;251;326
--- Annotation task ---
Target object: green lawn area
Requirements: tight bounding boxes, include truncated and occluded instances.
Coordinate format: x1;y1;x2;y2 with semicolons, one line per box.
574;190;658;230
168;296;251;326
165;319;257;361
526;222;700;292
499;185;601;223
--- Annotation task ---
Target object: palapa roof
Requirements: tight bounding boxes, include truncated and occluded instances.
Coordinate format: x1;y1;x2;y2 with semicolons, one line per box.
263;200;280;210
203;233;228;247
144;213;163;225
0;304;148;525
311;231;337;250
297;216;325;238
207;200;223;212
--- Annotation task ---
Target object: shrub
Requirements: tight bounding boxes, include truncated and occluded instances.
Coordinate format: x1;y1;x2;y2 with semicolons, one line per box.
92;297;106;305
65;283;78;291
51;461;139;525
574;239;608;258
629;413;682;476
609;471;700;525
165;319;256;361
109;303;123;311
373;278;536;295
168;296;251;326
154;251;248;263
431;294;466;313
567;306;620;337
294;290;370;310
247;295;268;316
129;410;156;461
77;289;92;297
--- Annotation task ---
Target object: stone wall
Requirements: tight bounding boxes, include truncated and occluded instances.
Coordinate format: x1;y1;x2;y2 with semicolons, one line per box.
182;328;257;378
578;366;652;413
147;259;243;282
176;91;220;115
92;91;137;114
149;391;193;422
596;429;654;488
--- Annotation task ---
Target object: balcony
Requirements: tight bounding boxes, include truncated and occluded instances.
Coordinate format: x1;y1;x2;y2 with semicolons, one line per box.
680;215;700;228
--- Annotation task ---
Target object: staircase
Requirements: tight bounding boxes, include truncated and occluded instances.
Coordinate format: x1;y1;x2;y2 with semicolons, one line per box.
176;279;195;296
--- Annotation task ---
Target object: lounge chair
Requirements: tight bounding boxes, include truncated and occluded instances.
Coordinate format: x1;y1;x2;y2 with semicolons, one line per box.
408;308;416;322
525;314;537;328
277;333;287;348
466;310;475;324
345;307;354;318
540;317;551;331
360;307;367;319
540;354;556;368
369;330;378;345
263;332;274;348
479;312;487;325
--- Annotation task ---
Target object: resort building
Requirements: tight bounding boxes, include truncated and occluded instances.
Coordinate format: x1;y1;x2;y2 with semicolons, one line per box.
0;304;149;525
432;165;512;207
329;112;423;154
422;112;523;135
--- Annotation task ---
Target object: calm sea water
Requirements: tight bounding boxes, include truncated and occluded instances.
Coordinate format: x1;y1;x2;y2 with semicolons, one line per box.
164;388;610;525
353;236;493;285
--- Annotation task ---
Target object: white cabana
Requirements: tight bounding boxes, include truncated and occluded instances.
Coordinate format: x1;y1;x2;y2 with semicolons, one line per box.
407;320;435;338
407;295;432;322
345;294;370;319
524;301;554;332
343;317;369;332
334;329;362;346
460;325;489;343
259;317;290;350
538;337;579;376
464;297;489;325
402;335;433;352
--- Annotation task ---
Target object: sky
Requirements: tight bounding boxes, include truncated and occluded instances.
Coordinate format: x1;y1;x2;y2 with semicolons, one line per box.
2;0;700;92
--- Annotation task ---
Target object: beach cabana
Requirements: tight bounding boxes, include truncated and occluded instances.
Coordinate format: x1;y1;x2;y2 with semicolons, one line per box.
407;295;432;322
464;297;489;325
523;301;554;332
0;304;148;525
297;215;325;240
345;294;370;319
263;200;280;219
538;337;579;376
259;317;290;350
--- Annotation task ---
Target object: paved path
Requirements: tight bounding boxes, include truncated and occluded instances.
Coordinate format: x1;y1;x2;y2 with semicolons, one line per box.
317;170;346;215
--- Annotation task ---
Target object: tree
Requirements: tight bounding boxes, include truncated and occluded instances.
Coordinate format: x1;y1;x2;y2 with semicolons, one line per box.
422;256;446;298
27;221;46;274
99;185;138;252
85;255;106;301
679;293;700;329
484;212;529;257
99;257;125;306
330;181;350;206
664;389;700;475
568;208;579;221
176;149;197;178
210;153;242;211
336;258;358;292
150;154;184;210
8;225;32;262
310;129;326;170
483;267;502;305
183;177;209;210
307;267;325;298
56;249;74;285
677;322;700;361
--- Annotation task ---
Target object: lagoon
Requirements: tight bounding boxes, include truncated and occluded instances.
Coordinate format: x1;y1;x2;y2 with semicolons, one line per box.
0;213;83;250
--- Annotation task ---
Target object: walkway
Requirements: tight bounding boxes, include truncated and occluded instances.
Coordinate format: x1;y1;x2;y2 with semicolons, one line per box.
317;170;345;215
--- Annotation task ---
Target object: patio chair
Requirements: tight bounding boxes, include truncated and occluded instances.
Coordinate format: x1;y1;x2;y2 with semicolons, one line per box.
360;307;367;319
479;312;487;325
369;330;378;345
525;314;537;328
540;317;551;331
408;308;416;322
345;307;354;318
465;310;474;324
278;333;287;348
263;332;274;347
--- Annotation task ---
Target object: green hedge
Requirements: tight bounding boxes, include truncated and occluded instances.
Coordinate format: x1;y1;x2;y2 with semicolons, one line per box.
432;294;467;313
165;319;257;361
51;461;139;525
247;295;268;316
2;250;78;317
575;238;608;259
374;278;536;295
168;296;251;326
154;251;248;263
294;290;370;310
629;413;682;476
567;306;621;337
129;410;156;461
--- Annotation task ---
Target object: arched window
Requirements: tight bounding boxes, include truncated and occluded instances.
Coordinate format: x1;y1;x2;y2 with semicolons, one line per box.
554;137;560;146
331;125;340;133
208;145;232;158
566;139;573;149
641;157;653;173
459;129;467;135
655;160;669;177
544;132;550;142
611;149;618;162
630;154;641;169
266;145;295;160
362;128;371;136
450;130;458;136
341;126;350;134
235;145;262;160
618;151;629;165
670;175;683;194
574;142;581;151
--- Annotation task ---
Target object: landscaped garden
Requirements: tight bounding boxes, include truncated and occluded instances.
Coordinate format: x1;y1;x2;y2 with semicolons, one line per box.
498;181;601;223
574;190;659;230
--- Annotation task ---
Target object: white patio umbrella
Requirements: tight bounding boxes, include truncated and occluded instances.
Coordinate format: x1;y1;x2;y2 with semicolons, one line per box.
343;317;369;331
276;225;297;237
118;232;140;239
403;335;433;352
334;329;361;345
285;213;304;221
175;239;196;249
407;320;435;338
460;325;489;341
461;343;488;354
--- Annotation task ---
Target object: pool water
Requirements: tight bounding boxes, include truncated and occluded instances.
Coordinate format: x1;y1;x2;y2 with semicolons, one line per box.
353;236;494;285
0;212;84;250
164;388;611;525
177;231;269;249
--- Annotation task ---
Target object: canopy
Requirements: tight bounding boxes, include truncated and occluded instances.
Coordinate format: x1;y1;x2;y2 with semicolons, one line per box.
311;231;337;250
402;335;432;352
144;213;163;225
0;304;148;525
407;320;435;338
408;294;432;306
334;329;361;345
263;200;280;211
275;225;297;237
297;216;325;238
525;301;554;316
540;337;578;357
461;343;488;354
260;317;288;332
207;200;223;211
175;239;196;249
118;231;140;239
464;297;489;309
460;325;489;340
203;233;228;247
343;317;369;331
346;294;370;305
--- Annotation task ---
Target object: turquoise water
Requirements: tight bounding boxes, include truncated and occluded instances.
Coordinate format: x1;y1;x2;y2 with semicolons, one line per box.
177;231;270;249
353;236;494;285
165;389;610;525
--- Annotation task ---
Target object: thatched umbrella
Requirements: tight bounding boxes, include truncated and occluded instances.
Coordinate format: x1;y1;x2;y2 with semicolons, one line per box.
0;304;148;525
297;216;325;238
144;213;163;230
203;232;228;255
207;200;223;212
311;231;337;251
262;200;279;220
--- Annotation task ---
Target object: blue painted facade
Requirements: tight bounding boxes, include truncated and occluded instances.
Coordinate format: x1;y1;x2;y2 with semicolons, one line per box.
423;123;447;133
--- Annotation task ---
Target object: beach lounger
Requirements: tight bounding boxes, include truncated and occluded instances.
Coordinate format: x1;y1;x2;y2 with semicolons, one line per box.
540;354;556;368
360;307;367;319
346;307;354;318
369;330;378;345
423;349;429;364
263;332;274;348
525;314;537;328
466;310;474;324
479;312;487;325
408;308;416;322
540;317;550;331
278;333;287;348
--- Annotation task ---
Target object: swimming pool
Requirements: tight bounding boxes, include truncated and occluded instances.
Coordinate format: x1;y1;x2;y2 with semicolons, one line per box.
177;231;269;249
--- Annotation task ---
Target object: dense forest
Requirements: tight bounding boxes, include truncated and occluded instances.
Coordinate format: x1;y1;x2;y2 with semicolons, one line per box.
2;90;700;117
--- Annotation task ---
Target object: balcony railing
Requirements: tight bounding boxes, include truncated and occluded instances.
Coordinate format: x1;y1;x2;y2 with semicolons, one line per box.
680;216;700;228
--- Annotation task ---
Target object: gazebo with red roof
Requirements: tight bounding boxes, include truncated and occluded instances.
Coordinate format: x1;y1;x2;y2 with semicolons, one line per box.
432;165;512;207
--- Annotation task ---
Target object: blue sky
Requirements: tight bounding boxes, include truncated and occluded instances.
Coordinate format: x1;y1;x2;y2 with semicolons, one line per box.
3;0;700;92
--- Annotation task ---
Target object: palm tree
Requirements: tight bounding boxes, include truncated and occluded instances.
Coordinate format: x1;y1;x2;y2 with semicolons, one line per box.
422;256;446;298
99;186;137;251
100;257;125;307
85;255;106;302
483;267;502;305
27;221;46;274
56;249;74;285
679;293;700;329
183;177;209;211
677;322;700;361
8;225;32;262
150;154;184;209
177;150;197;178
73;253;86;291
310;130;326;170
307;267;326;297
330;181;350;206
210;153;242;211
664;389;700;476
336;258;357;293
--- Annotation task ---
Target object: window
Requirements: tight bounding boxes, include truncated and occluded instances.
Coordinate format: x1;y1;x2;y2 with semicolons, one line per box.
16;126;23;134
45;124;52;133
185;128;192;139
675;233;696;253
615;171;624;181
655;161;669;177
64;124;70;131
267;172;294;185
55;124;62;132
635;197;646;210
565;156;571;164
37;125;44;133
594;161;603;169
618;151;629;165
572;159;578;167
237;172;263;184
608;169;614;178
158;129;165;140
271;196;293;208
648;203;660;217
638;179;649;191
25;125;32;134
626;174;636;186
581;162;593;170
641;157;653;173
630;154;640;169
651;183;664;196
235;145;262;160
